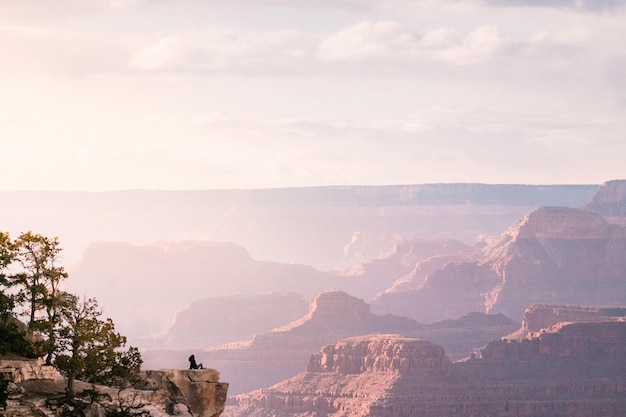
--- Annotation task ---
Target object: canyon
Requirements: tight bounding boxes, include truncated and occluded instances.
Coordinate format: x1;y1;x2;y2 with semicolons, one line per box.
226;321;626;417
3;180;626;417
54;181;623;349
141;291;519;395
372;205;626;323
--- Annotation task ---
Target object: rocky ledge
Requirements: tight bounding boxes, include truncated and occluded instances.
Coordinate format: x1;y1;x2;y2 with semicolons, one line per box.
513;304;626;338
1;359;228;417
140;369;228;417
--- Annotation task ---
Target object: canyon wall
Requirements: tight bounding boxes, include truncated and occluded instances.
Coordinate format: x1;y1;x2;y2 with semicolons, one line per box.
226;322;626;417
515;304;626;337
142;291;518;395
373;205;626;323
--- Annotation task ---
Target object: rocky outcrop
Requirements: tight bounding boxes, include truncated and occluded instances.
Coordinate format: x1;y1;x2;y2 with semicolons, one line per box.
1;356;228;417
511;304;626;338
226;322;626;417
143;292;518;395
306;335;451;376
0;357;63;383
582;179;626;219
140;369;228;417
372;206;626;322
478;321;626;360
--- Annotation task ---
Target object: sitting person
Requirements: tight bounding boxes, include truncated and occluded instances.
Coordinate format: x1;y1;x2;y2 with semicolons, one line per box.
188;354;203;370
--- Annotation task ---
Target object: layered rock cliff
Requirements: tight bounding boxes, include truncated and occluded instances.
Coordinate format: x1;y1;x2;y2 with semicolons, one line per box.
372;206;626;322
511;304;626;338
1;357;228;417
226;322;626;417
142;291;518;395
140;369;229;417
0;357;64;384
582;179;626;220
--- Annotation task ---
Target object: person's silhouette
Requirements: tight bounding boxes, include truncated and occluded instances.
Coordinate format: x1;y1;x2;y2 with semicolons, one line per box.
188;354;203;369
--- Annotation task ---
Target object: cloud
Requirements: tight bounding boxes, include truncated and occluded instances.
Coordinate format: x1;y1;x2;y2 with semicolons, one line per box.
317;21;516;69
480;0;626;12
317;20;416;61
127;29;317;74
128;36;182;70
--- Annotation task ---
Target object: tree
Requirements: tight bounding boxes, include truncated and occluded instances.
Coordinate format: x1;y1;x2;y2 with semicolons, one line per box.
11;232;68;364
0;232;32;356
55;295;142;402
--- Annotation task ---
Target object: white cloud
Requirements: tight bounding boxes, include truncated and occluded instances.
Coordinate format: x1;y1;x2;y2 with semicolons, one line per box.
128;36;182;70
317;20;416;61
427;25;510;64
127;29;317;74
317;21;512;66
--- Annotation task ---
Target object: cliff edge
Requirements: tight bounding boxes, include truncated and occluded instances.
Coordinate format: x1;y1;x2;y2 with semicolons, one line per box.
1;358;228;417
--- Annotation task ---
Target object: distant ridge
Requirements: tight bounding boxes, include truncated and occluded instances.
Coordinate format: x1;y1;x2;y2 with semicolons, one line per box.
373;205;626;322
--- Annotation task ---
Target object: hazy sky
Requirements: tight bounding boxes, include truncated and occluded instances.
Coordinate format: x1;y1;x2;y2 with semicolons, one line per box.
1;0;625;191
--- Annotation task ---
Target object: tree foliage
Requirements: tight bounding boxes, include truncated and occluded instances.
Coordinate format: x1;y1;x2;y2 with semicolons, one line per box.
10;232;69;364
0;231;142;406
0;232;34;356
55;295;142;401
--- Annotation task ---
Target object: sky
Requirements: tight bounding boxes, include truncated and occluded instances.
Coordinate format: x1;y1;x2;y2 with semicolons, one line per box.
1;0;625;191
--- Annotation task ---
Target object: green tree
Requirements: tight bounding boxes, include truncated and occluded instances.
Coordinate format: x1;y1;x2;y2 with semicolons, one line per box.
0;232;32;356
55;295;142;402
11;232;68;364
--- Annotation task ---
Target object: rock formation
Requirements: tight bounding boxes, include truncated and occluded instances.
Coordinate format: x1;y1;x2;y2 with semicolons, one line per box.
140;292;308;350
141;291;423;395
68;241;340;340
582;179;626;221
511;304;626;338
226;322;626;417
1;356;228;417
0;356;64;383
142;291;518;395
337;239;470;300
140;369;229;417
46;183;598;342
372;206;626;322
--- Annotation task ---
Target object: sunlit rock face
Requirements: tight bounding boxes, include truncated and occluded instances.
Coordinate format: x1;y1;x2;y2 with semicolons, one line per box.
141;369;228;417
513;304;626;338
372;206;626;322
0;357;63;383
583;179;626;219
226;323;626;417
305;335;450;376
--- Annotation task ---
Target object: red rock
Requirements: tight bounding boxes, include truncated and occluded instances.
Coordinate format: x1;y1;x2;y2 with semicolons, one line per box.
373;206;626;322
226;322;626;417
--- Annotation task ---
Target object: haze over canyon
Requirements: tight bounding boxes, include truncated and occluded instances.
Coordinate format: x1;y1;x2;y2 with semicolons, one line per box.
2;179;626;416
